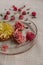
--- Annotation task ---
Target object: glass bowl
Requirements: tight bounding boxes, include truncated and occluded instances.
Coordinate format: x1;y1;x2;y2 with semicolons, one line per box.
0;19;37;55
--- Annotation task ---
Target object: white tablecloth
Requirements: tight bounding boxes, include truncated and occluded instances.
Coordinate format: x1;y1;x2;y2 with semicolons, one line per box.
0;0;43;65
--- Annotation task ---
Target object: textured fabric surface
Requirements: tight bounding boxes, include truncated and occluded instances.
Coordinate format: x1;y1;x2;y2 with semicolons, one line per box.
0;0;43;65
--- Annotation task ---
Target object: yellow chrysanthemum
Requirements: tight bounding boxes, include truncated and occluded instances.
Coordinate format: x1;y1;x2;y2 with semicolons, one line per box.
0;21;14;40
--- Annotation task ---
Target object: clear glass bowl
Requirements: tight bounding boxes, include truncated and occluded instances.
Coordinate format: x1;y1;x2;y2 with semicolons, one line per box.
0;19;37;55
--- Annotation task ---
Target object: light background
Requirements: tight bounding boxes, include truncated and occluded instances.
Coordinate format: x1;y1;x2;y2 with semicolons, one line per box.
0;0;43;65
